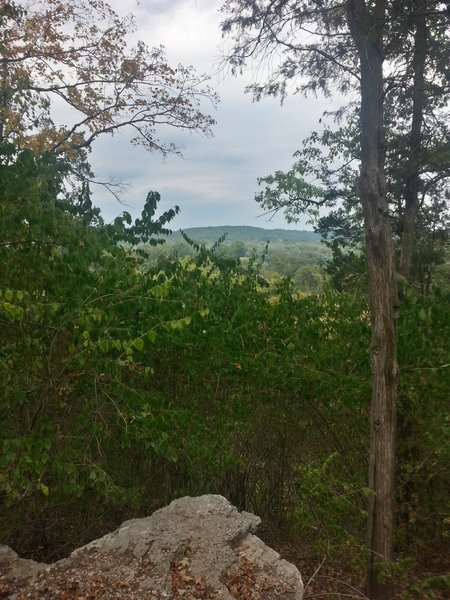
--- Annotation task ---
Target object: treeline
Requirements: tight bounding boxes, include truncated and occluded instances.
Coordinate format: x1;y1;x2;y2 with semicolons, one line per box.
139;236;331;293
169;225;321;243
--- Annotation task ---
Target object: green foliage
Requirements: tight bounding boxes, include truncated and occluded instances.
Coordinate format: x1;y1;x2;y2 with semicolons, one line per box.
112;191;181;248
293;453;368;562
254;116;450;293
1;146;449;590
0;149;371;555
396;288;450;548
323;240;368;292
0;149;190;523
139;237;330;293
420;575;450;592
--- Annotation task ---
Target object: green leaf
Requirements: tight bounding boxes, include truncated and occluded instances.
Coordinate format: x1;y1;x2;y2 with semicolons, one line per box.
2;302;24;320
147;330;157;342
423;575;450;590
98;339;109;352
133;338;144;351
37;483;49;496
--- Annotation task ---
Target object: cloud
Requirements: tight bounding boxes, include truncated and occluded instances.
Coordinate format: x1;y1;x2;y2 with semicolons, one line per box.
88;0;338;230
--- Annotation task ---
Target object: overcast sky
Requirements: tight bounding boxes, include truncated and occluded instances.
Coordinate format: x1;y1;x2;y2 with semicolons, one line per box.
89;0;341;230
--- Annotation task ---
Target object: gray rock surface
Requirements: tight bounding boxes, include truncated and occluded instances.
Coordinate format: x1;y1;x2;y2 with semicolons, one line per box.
0;494;303;599
0;545;47;585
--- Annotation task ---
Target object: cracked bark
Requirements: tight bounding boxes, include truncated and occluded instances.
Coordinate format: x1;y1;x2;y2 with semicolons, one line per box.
346;1;398;598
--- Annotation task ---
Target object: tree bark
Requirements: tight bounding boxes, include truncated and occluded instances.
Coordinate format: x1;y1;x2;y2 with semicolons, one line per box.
399;0;428;281
346;1;398;598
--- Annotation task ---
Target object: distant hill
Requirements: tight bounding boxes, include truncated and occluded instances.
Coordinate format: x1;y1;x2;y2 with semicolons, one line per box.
169;225;320;244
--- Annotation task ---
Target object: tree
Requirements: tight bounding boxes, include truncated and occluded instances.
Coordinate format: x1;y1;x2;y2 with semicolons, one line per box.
255;120;366;291
0;0;217;170
252;0;450;289
256;115;450;291
346;7;399;598
220;1;448;597
384;0;449;281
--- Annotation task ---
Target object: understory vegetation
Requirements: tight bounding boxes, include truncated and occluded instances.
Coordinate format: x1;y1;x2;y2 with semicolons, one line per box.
138;234;331;293
1;150;449;597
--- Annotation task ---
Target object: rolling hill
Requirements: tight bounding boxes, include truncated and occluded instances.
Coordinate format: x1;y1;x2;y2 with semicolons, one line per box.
169;225;320;243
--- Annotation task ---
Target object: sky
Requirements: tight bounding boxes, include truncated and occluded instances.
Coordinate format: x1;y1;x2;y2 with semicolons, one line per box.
88;0;341;230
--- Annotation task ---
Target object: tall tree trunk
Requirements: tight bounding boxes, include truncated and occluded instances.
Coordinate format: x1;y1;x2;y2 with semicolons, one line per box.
347;1;399;598
399;0;428;281
0;62;7;154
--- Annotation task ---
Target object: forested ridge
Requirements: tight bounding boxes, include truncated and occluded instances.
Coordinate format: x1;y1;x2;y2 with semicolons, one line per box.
1;1;450;599
170;226;321;243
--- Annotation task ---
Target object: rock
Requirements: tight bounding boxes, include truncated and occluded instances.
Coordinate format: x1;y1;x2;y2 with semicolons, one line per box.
0;495;303;599
0;545;47;585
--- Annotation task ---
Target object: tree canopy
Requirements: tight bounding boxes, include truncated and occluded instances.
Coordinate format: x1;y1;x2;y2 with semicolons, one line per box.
240;1;450;286
0;0;217;166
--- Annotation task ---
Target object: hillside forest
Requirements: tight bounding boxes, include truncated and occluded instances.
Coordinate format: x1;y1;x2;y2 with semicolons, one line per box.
1;1;450;600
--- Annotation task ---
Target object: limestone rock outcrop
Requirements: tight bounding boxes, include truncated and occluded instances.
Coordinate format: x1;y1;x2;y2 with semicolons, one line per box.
0;494;303;599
